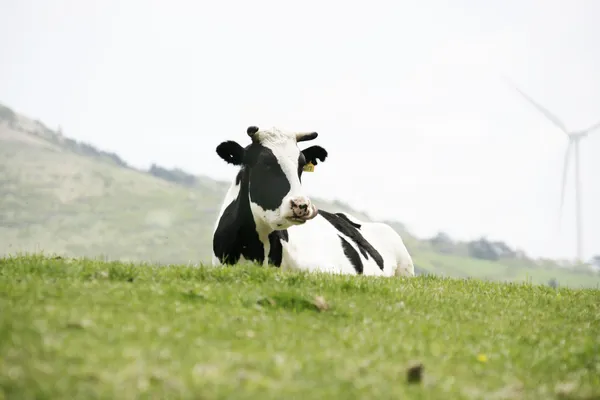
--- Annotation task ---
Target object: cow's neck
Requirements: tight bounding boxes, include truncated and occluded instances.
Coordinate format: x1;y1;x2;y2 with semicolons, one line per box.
217;168;275;266
239;167;276;247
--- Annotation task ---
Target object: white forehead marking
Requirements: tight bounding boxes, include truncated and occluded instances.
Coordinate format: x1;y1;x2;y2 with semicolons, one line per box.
255;127;296;146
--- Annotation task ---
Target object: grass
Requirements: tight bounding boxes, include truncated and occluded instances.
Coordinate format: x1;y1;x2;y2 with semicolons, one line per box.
1;255;599;399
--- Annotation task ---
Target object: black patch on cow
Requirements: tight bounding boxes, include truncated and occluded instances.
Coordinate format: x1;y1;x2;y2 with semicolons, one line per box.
213;168;264;265
246;146;291;211
338;235;364;274
335;213;361;229
319;210;384;270
216;141;245;166
267;230;289;267
297;152;307;179
301;145;328;166
298;145;327;181
279;229;289;242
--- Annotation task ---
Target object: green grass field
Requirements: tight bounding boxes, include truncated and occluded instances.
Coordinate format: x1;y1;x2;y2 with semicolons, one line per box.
1;255;599;399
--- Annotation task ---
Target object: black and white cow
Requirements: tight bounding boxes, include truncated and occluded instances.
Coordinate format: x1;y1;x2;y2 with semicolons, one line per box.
211;126;415;277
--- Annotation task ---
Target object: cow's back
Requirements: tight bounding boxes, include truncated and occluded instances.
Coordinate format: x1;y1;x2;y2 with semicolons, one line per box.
332;213;414;276
280;215;363;274
354;220;415;277
279;212;412;276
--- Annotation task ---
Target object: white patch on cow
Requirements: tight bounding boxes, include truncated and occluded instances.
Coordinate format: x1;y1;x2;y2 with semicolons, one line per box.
359;221;415;277
252;126;294;146
261;239;270;267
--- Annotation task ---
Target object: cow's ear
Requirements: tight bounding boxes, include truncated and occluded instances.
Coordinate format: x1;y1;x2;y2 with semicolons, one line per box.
216;140;245;165
302;145;328;166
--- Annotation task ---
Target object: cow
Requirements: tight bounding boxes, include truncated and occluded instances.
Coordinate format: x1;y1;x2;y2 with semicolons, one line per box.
211;125;415;277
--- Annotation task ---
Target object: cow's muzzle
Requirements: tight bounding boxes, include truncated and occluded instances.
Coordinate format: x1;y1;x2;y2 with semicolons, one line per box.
288;198;318;223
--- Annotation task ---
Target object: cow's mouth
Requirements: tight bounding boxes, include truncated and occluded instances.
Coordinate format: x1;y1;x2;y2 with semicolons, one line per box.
286;204;319;224
287;205;318;224
287;216;308;224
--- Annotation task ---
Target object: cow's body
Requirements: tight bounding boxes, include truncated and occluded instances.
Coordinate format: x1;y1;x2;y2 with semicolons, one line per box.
211;126;414;277
278;211;414;276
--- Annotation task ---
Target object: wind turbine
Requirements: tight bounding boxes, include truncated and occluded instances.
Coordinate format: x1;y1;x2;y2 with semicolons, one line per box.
505;78;600;263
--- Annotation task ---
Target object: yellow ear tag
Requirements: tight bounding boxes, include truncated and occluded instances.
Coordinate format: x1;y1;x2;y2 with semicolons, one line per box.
303;162;315;172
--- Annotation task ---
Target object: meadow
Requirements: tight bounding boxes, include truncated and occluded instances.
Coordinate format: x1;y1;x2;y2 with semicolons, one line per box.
1;255;599;399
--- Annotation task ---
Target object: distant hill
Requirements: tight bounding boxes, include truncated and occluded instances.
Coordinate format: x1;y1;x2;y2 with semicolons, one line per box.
1;102;598;288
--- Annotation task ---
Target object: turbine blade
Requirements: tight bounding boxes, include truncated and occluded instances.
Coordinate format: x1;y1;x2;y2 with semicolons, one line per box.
503;76;569;134
559;141;573;224
582;119;600;136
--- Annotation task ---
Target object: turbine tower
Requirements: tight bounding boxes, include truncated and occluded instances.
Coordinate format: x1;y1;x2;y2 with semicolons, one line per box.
505;78;600;263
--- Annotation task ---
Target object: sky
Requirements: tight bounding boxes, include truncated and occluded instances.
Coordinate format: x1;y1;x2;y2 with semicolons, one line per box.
1;0;599;262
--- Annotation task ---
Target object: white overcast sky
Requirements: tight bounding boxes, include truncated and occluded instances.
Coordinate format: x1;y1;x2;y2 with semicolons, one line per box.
1;0;599;261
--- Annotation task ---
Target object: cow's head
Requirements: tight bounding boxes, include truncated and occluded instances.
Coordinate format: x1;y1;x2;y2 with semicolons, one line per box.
216;126;328;231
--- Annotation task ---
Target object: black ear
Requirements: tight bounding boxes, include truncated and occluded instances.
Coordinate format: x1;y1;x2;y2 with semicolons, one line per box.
216;140;245;165
302;145;328;165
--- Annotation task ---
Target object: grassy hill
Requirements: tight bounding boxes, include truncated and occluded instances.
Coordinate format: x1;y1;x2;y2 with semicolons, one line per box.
1;102;599;289
1;255;599;399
